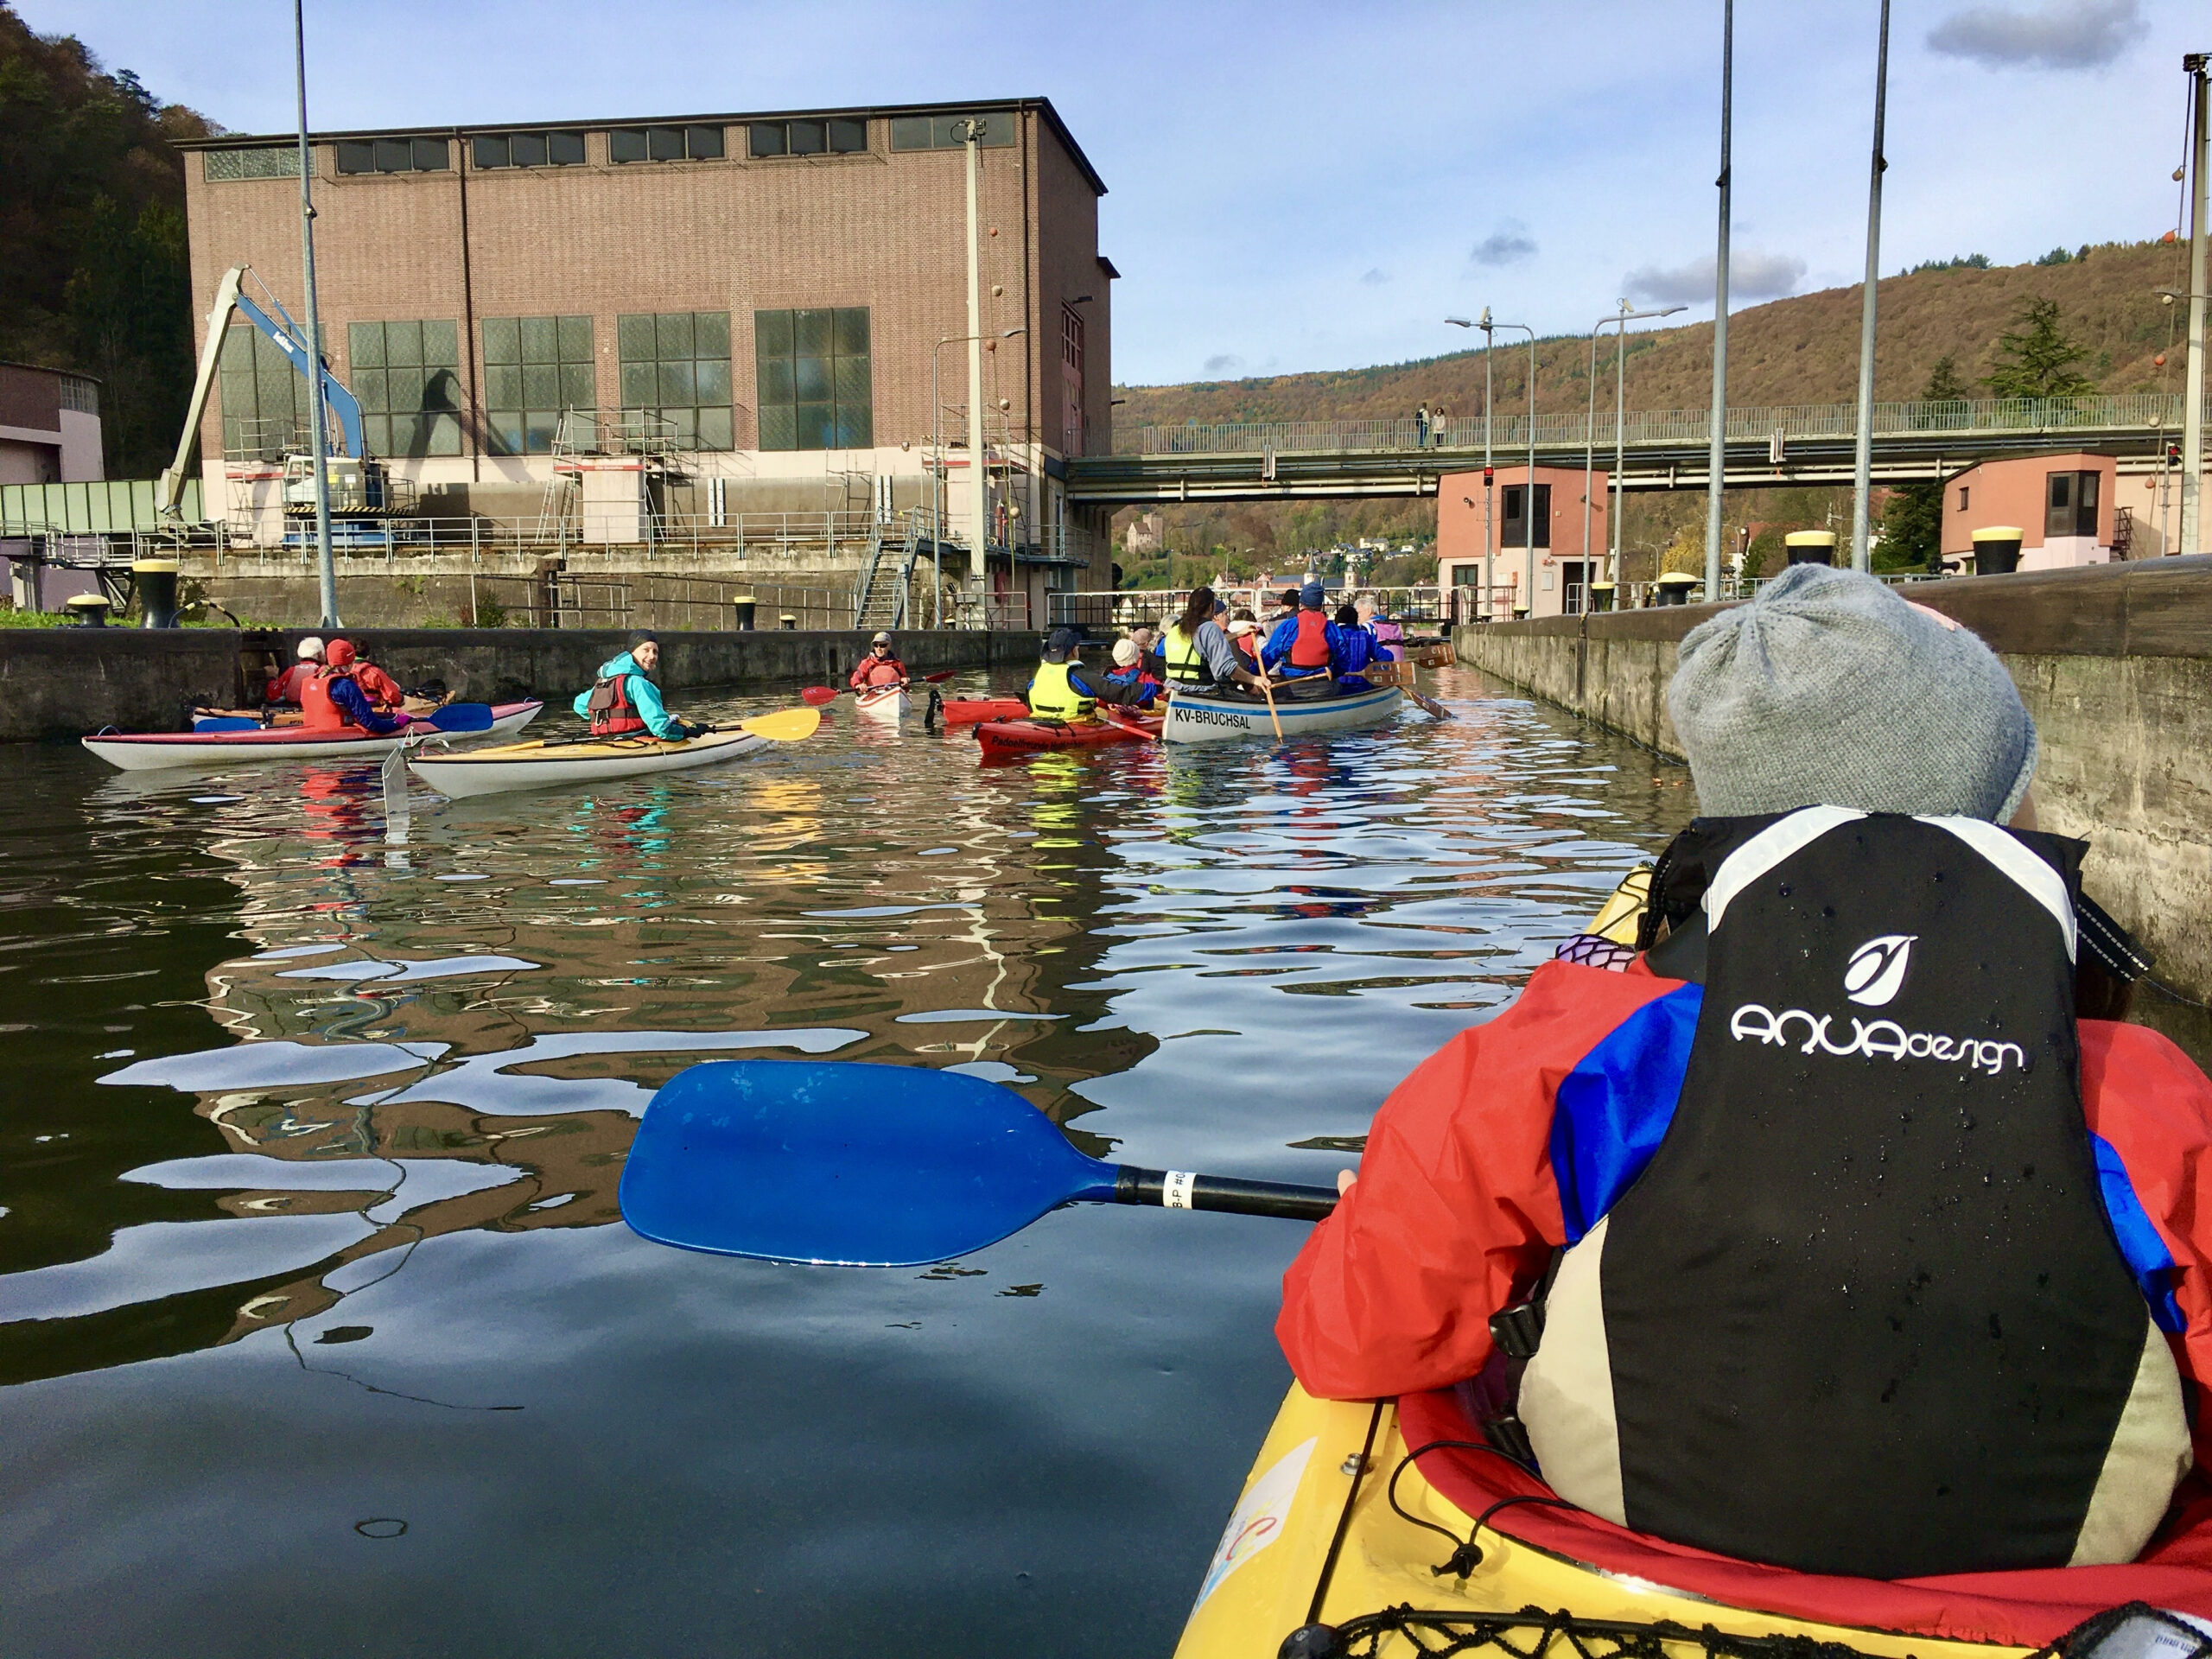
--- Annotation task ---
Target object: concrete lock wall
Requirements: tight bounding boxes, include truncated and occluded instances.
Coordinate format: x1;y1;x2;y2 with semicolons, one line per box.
1453;557;2212;1010
0;626;1036;744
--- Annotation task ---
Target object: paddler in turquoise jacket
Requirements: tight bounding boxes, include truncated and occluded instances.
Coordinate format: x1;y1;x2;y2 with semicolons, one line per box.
573;633;702;741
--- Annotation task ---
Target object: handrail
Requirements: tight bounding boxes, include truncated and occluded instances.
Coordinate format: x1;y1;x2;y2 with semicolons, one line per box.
1125;393;2209;458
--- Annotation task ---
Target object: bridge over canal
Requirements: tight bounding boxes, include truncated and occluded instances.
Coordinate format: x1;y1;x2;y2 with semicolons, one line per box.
1065;393;2203;505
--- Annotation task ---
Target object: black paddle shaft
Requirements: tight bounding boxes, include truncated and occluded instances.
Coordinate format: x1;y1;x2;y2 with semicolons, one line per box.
1113;1165;1339;1222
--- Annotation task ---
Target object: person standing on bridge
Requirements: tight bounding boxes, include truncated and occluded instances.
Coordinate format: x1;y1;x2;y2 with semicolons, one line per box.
1415;404;1431;448
1280;565;2212;1582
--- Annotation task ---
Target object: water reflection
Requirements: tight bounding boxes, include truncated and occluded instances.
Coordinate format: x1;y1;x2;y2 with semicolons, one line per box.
0;669;1703;1655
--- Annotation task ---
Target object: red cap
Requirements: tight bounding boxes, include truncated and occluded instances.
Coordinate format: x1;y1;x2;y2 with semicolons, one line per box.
325;639;356;666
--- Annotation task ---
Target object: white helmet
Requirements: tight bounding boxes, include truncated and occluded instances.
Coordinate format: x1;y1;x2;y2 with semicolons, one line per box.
296;636;326;661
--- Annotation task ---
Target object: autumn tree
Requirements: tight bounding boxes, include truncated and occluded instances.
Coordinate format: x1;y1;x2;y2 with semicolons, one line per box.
1982;299;2093;400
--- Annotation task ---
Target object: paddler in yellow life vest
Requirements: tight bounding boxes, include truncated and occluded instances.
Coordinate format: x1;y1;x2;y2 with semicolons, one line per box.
1027;626;1103;720
1163;585;1274;693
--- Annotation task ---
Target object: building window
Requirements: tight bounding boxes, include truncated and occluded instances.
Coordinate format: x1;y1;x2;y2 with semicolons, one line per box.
203;145;302;181
482;315;595;455
472;131;587;169
888;112;1016;150
754;308;871;451
1500;483;1552;548
747;118;866;158
334;137;451;175
1958;486;1970;512
219;324;318;459
1060;304;1086;456
349;321;462;457
610;125;724;163
2045;469;2098;539
618;312;733;450
58;375;99;416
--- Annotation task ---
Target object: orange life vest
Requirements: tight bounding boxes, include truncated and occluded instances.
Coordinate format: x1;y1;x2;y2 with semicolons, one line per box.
852;653;906;689
299;667;356;732
1289;609;1333;670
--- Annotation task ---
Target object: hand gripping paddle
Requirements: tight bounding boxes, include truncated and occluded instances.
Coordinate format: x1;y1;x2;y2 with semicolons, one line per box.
617;1060;1338;1267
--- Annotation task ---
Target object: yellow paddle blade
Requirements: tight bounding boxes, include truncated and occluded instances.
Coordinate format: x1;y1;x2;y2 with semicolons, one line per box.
740;707;822;743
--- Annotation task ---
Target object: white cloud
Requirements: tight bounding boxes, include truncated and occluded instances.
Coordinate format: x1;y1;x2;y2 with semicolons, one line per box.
1623;249;1808;307
1471;223;1537;268
1926;0;2145;69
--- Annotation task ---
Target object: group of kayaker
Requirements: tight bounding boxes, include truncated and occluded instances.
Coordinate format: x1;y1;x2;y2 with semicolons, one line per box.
1281;563;2212;1583
264;636;411;734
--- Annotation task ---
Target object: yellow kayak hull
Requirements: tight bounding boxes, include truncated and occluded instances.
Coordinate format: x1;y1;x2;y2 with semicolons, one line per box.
1172;1384;2029;1659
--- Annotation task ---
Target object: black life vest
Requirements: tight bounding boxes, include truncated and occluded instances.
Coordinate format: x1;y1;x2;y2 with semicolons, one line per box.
1288;609;1332;670
586;671;647;737
1519;808;2189;1578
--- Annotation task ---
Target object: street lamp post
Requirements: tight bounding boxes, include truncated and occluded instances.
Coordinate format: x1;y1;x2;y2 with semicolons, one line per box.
1584;302;1686;601
1447;312;1505;620
931;327;1025;628
292;0;336;627
1705;0;1735;600
1849;0;1894;573
2181;53;2209;557
1491;321;1539;617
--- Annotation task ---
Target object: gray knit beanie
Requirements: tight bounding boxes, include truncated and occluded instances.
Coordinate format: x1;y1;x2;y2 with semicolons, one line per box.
1668;564;2037;823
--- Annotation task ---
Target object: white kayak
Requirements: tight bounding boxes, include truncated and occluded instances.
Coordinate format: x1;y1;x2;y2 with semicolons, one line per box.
1160;683;1402;744
407;728;770;798
82;701;543;772
854;685;909;722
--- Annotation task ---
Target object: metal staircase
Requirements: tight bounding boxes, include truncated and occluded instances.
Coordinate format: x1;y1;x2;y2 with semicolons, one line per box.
850;512;925;631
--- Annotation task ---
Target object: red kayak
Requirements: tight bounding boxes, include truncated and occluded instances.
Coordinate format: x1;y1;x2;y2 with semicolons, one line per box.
974;711;1161;759
938;697;1030;727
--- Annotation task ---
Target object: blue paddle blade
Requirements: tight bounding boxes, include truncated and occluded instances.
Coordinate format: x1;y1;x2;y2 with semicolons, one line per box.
424;702;494;732
619;1060;1121;1267
194;716;262;733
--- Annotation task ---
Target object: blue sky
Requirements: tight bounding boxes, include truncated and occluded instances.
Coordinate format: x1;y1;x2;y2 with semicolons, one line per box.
21;0;2203;385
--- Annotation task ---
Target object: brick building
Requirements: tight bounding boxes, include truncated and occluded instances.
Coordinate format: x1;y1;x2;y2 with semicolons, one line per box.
0;363;102;487
176;98;1116;624
1436;464;1610;620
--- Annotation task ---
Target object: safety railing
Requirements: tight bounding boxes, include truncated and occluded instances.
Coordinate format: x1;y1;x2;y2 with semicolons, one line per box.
1046;583;1448;630
1127;394;2205;459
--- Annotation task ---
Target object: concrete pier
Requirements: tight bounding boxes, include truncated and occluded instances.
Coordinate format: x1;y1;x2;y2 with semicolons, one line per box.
1453;557;2212;1010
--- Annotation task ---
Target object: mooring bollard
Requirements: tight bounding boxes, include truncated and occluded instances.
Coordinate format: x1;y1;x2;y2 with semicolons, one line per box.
1972;526;2024;575
1785;530;1837;568
732;594;758;631
133;558;181;628
66;593;111;627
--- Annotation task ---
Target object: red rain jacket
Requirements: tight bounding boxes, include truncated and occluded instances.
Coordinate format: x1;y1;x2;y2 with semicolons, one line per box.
1278;957;2212;1477
850;652;907;690
353;663;404;709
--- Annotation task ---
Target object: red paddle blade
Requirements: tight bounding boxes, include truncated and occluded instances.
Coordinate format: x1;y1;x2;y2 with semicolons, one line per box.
800;686;838;706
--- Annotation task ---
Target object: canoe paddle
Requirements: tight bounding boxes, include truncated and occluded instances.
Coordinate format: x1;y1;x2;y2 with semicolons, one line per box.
802;670;957;706
193;715;264;733
1097;705;1160;741
617;1059;1339;1267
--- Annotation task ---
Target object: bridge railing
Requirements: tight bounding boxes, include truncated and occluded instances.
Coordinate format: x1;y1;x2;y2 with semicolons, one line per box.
1126;394;2199;458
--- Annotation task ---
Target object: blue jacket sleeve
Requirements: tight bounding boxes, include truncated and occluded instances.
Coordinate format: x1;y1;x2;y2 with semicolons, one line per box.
333;677;408;734
626;672;683;739
1261;616;1300;669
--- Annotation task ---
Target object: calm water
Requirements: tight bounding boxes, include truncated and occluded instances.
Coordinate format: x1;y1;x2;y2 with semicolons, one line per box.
0;668;1699;1657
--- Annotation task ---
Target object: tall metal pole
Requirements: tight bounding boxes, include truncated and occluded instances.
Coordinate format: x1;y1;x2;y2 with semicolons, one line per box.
294;0;336;627
1850;0;1893;573
1482;311;1495;620
1521;327;1535;614
1613;313;1629;588
1583;311;1614;588
962;123;989;582
1704;0;1733;599
2182;53;2209;558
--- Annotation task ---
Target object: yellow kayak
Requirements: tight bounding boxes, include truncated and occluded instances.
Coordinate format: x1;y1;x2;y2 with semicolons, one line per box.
1174;868;2197;1659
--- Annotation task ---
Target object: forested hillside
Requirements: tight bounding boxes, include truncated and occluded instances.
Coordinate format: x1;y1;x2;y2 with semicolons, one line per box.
0;3;214;475
1112;241;2194;435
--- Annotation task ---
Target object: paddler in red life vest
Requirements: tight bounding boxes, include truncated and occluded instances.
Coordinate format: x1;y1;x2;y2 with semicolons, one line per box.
572;632;699;741
1260;580;1344;681
264;636;325;708
337;641;406;713
849;632;909;694
1279;565;2212;1581
299;639;410;734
